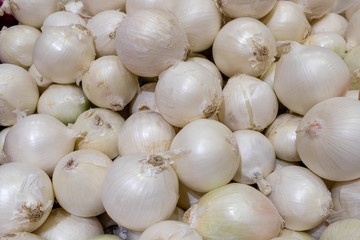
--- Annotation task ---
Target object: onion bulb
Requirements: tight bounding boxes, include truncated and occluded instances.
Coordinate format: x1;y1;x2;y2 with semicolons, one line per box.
285;0;336;21
170;119;240;193
3;114;83;175
345;2;360;20
274;42;350;115
296;97;360;181
130;82;157;114
278;229;315;240
344;46;360;89
41;11;86;31
217;0;276;19
0;25;40;68
62;0;90;18
115;8;189;77
139;220;202;240
155;61;222;128
187;55;223;87
331;0;359;13
0;162;54;234
260;62;277;90
345;9;360;50
33;208;103;240
72;108;125;159
82;0;126;16
213;17;276;78
0;127;11;165
125;0;177;14
184;183;284;240
33;24;95;85
0;232;45;239
52;149;112;217
266;166;332;231
0;63;39;126
319;219;360;240
311;13;348;37
303;32;347;58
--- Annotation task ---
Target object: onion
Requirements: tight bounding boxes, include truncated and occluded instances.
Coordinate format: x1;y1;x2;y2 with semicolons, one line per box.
0;232;45;240
343;46;360;89
303;32;347;58
33;208;104;240
331;0;359;13
274;159;302;171
285;0;336;21
345;9;360;50
274;42;350;115
0;162;54;234
277;229;315;240
0;127;10;165
3;114;83;175
260;61;277;90
125;0;177;14
296;97;360;181
217;0;277;19
213;17;276;78
311;13;348;37
41;11;86;31
130;82;157;114
187;55;223;87
0;63;39;126
115;8;189;77
184;183;284;240
266;166;332;231
62;0;90;18
82;0;126;16
346;89;360;99
345;2;360;20
319;219;360;239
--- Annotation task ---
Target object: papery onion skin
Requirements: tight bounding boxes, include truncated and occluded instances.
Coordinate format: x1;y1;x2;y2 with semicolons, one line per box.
311;13;348;37
130;82;157;114
343;46;360;90
125;0;177;14
115;8;189;77
286;0;336;21
213;17;276;78
0;232;45;240
319;219;360;240
218;0;277;19
345;9;360;50
296;97;360;181
82;0;126;16
0;162;54;234
184;183;283;240
303;32;347;58
0;127;11;165
41;11;86;31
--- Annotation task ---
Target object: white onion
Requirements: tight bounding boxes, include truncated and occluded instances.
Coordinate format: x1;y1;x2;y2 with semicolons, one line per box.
130;82;157;114
345;89;360;99
184;183;284;240
0;64;39;126
117;110;175;156
261;1;311;42
274;159;302;171
278;229;315;240
125;0;177;14
260;61;277;90
187;55;223;87
86;10;126;57
28;64;50;91
102;152;179;231
0;232;45;239
171;0;221;52
311;13;348;37
218;74;278;131
285;0;336;20
115;8;189;77
82;0;126;16
217;0;277;19
274;42;350;115
53;149;112;217
0;127;11;165
319;219;360;240
177;182;204;211
155;61;223;128
33;208;103;240
266;166;332;231
344;46;360;89
33;24;95;85
63;0;90;18
0;162;54;234
139;220;202;240
213;17;276;78
72;108;125;159
331;0;359;13
296;97;360;181
303;32;347;58
0;0;60;28
345;2;360;20
345;9;360;50
232;130;275;195
170;119;240;193
0;25;41;68
265;113;302;162
41;11;86;31
37;84;90;125
3;114;83;175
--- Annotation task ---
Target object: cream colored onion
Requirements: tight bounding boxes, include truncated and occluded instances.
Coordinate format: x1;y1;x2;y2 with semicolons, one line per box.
72;108;125;159
345;89;360;99
82;0;126;16
130;82;157;114
303;32;347;58
0;0;60;28
345;9;360;50
0;232;45;240
155;61;222;128
125;0;177;14
345;2;360;20
319;219;360;240
41;11;86;31
285;0;336;20
0;162;54;234
0;64;39;126
139;220;202;240
33;208;103;240
260;61;277;89
274;159;302;171
213;17;276;78
117;110;175;156
177;182;204;211
274;42;350;115
296;97;360;181
232;130;275;195
265;113;302;162
344;46;360;89
3;114;83;175
187;56;223;87
28;64;50;91
37;84;90;125
81;55;139;111
266;166;332;231
311;13;348;37
332;0;359;13
278;229;315;240
101;152;179;231
53;149;112;217
170;119;240;193
261;1;311;43
63;0;90;18
0;127;11;165
33;25;95;85
217;0;277;19
218;74;278;131
184;183;283;240
171;0;221;52
86;10;126;57
0;25;41;68
115;8;189;77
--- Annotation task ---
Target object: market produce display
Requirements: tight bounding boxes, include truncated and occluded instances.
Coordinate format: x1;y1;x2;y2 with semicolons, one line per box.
1;0;360;239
